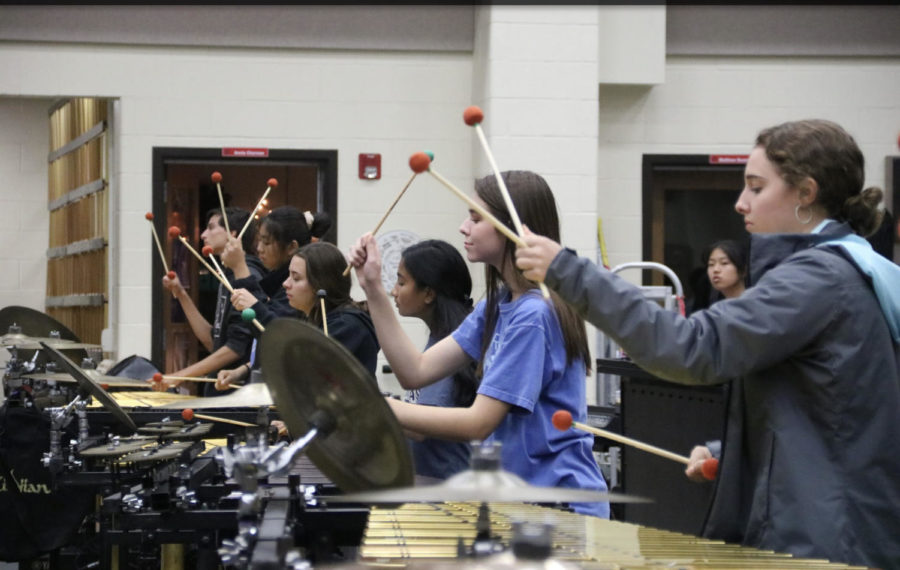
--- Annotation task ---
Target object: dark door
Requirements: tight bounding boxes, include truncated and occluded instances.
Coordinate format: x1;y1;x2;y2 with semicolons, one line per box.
642;155;748;312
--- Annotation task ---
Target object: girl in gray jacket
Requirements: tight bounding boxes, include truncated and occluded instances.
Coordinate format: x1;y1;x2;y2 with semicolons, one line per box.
515;119;900;569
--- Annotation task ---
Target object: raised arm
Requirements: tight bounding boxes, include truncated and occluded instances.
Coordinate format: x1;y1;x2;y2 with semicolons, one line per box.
348;233;469;388
163;272;213;351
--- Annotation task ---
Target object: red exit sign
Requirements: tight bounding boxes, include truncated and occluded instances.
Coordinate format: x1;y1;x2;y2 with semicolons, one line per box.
222;148;270;158
709;154;748;165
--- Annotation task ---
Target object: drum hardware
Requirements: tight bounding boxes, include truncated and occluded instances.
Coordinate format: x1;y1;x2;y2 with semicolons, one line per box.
40;341;137;432
216;409;339;568
40;395;89;475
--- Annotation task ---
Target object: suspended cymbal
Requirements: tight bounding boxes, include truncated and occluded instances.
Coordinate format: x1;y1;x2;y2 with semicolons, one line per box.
151;382;273;409
260;318;414;493
0;306;89;360
0;306;81;343
40;342;136;432
327;467;649;505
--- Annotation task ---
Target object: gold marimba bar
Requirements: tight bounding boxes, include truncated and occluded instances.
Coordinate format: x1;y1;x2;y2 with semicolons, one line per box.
360;503;867;569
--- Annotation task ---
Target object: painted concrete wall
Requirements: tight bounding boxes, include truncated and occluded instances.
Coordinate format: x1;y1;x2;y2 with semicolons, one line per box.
1;7;898;396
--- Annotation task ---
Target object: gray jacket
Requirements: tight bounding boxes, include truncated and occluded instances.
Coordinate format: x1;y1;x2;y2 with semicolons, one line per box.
546;223;900;569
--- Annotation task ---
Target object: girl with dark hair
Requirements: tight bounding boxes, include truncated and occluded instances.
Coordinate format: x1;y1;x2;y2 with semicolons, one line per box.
290;242;379;375
223;205;332;325
350;171;609;517
705;239;748;301
217;241;378;390
515;119;900;567
392;239;476;479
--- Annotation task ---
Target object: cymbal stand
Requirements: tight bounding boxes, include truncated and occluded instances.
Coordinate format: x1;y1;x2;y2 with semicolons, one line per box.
457;441;506;559
217;409;336;568
41;394;85;475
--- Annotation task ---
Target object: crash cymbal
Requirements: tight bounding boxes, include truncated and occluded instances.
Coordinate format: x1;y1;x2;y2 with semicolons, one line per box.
40;342;136;432
327;467;648;505
151;382;272;409
260;318;414;493
22;371;152;389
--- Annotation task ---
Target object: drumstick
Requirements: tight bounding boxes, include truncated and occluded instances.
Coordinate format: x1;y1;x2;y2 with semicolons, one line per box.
317;289;329;337
145;212;173;276
464;106;550;299
341;162;429;277
552;410;719;481
171;229;265;332
211;171;230;234
152;372;239;387
238;177;278;240
182;408;255;427
409;152;524;246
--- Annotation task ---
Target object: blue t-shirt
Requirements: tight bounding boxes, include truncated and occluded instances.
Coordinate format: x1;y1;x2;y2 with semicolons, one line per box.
405;337;472;480
451;290;609;518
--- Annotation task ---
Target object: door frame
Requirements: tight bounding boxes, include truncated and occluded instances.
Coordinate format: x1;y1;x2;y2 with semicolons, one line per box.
149;147;338;367
641;154;747;287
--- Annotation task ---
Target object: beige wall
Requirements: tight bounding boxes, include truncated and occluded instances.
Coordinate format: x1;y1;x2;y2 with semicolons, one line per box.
597;56;900;269
1;7;899;397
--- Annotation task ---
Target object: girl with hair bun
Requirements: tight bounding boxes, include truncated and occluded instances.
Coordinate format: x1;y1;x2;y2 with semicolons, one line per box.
515;119;900;568
224;205;332;325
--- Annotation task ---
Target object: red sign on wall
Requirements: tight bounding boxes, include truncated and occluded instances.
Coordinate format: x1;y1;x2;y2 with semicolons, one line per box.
222;148;270;158
708;155;748;165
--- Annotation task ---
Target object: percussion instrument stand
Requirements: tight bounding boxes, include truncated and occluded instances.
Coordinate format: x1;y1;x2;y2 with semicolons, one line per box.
456;442;507;559
41;394;85;475
218;410;336;568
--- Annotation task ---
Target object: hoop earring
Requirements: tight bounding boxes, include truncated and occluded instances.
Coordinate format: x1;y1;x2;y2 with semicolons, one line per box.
794;204;813;225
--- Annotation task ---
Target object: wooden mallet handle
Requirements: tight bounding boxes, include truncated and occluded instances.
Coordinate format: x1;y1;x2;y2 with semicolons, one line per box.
145;212;170;274
342;169;423;277
211;171;230;233
409;152;525;246
464;106;550;299
552;409;718;480
178;235;264;332
238;178;278;240
182;408;255;427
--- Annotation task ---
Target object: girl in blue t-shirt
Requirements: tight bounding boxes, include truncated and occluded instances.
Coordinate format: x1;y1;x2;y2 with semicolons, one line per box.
349;170;609;517
392;239;477;480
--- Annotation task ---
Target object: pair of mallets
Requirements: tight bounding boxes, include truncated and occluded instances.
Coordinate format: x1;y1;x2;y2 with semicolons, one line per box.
343;106;550;299
145;172;277;285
